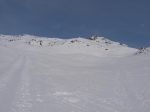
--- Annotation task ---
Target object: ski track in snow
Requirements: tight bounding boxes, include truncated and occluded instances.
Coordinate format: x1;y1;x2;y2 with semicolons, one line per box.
0;56;20;92
11;57;33;112
0;55;28;111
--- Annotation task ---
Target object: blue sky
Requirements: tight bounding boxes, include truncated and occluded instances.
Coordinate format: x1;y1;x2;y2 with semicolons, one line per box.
0;0;150;47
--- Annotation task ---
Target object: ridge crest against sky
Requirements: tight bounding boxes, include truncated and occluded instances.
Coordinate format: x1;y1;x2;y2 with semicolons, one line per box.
0;0;150;47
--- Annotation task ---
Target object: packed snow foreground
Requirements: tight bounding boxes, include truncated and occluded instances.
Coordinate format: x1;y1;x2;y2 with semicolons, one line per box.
0;34;150;112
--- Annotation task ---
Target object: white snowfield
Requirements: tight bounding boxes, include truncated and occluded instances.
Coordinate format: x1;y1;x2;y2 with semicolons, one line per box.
0;35;150;112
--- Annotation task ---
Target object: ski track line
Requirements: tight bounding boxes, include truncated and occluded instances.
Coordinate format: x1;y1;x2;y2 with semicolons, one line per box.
0;55;23;93
0;55;22;91
0;55;28;112
11;57;33;112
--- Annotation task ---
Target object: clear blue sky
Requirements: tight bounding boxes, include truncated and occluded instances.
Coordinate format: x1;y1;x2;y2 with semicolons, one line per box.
0;0;150;47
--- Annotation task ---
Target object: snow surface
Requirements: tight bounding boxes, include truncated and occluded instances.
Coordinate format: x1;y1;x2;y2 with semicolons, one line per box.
0;35;150;112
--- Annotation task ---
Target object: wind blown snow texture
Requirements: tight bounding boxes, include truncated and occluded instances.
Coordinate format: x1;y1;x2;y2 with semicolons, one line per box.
0;35;150;112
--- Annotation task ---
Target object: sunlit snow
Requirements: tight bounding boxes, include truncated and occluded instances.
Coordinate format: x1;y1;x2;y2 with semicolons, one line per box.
0;35;149;112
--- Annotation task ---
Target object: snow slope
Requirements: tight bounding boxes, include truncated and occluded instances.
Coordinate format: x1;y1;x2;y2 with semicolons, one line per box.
0;35;150;112
0;35;137;57
135;47;150;55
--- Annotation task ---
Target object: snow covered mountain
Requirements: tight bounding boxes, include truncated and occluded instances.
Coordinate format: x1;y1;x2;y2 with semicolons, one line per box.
0;34;137;57
0;34;149;112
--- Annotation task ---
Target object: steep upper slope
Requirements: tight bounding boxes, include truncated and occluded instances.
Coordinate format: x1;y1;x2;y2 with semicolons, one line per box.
0;34;137;57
